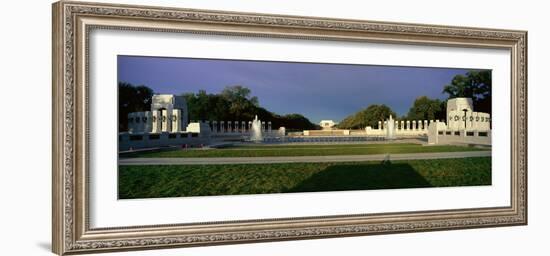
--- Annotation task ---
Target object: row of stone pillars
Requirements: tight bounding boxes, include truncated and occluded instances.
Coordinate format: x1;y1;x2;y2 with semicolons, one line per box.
378;120;436;131
205;121;272;134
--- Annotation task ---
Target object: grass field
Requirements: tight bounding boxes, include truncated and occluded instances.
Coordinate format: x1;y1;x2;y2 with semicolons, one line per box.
122;143;488;158
118;157;491;199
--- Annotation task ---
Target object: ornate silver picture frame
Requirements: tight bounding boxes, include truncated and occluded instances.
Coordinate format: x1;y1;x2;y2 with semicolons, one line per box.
52;1;527;255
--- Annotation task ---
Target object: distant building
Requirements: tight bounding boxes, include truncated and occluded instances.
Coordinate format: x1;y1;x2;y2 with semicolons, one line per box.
319;120;337;130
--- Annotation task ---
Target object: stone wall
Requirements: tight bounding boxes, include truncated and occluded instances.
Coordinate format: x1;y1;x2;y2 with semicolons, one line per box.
427;121;491;146
365;119;435;137
119;132;210;151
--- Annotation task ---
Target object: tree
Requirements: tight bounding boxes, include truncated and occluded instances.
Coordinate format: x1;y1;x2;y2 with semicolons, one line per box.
271;113;319;131
221;85;260;120
182;85;318;131
337;104;396;129
406;96;445;121
118;82;154;132
442;70;491;113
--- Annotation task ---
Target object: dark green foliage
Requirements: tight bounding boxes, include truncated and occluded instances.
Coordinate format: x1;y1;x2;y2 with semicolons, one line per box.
123;143;487;158
118;157;491;199
118;82;154;132
442;70;492;113
337;104;397;129
406;96;446;120
182;85;318;130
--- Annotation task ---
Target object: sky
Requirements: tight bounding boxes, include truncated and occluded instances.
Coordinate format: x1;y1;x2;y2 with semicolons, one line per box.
118;55;483;124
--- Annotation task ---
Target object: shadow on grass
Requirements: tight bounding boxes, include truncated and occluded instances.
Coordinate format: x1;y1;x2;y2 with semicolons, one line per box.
119;157;491;199
286;163;433;193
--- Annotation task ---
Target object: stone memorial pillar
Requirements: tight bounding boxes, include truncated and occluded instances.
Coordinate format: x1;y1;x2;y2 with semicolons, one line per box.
400;120;404;130
161;109;170;132
138;112;147;132
135;112;141;132
378;121;382;130
268;122;272;133
143;111;152;133
248;121;252;133
406;120;411;130
424;120;428;130
220;121;225;133
241;121;246;133
127;113;136;133
171;109;181;132
234;121;239;133
151;111;161;133
261;121;266;132
213;121;218;133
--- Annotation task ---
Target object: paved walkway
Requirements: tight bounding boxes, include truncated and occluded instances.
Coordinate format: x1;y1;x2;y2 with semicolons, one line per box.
118;151;491;165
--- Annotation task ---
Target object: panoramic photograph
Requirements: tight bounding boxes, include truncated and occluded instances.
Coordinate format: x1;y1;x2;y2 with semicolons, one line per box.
117;55;492;199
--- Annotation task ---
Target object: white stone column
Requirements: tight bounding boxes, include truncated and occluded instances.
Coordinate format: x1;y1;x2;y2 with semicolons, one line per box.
268;122;272;133
378;121;382;130
127;113;136;133
137;112;144;132
412;120;417;130
143;111;152;133
161;109;170;132
213;121;218;133
406;120;411;130
137;112;147;132
248;121;252;133
151;110;161;133
400;120;404;130
383;121;387;130
171;109;181;132
473;114;479;130
234;121;239;133
241;121;246;133
480;114;490;131
261;121;266;132
131;112;139;132
220;121;225;133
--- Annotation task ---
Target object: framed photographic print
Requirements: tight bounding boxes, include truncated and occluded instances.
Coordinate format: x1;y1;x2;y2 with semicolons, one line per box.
52;1;527;255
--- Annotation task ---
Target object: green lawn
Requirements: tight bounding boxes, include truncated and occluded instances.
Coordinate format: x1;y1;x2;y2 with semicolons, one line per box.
118;157;491;199
122;143;488;158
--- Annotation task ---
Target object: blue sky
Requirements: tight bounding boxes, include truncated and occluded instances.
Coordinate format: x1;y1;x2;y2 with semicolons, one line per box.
118;55;483;123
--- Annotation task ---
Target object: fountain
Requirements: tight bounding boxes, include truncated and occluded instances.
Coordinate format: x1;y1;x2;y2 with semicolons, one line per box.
386;115;395;139
250;115;263;142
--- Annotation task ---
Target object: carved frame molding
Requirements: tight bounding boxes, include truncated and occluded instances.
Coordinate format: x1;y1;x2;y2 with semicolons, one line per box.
52;1;527;255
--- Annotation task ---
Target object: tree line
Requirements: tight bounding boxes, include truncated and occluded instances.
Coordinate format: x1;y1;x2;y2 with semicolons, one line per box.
182;85;318;131
118;83;318;132
118;70;490;132
336;70;491;129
